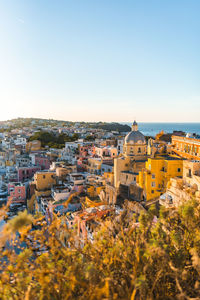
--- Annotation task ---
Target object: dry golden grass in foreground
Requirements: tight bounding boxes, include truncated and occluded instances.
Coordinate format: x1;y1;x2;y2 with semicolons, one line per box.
0;200;200;299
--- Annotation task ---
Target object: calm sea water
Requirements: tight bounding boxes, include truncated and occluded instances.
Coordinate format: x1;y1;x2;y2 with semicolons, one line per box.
124;123;200;137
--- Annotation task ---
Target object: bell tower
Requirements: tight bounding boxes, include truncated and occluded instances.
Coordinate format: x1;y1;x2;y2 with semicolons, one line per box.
132;120;138;131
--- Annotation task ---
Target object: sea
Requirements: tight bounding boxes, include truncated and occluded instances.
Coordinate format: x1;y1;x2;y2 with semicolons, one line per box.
123;123;200;137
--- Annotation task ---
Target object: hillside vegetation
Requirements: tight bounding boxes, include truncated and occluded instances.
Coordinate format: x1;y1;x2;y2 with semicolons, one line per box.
89;122;131;132
28;131;79;148
0;200;200;299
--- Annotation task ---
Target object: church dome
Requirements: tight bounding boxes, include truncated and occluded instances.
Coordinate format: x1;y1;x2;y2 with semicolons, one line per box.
124;121;146;144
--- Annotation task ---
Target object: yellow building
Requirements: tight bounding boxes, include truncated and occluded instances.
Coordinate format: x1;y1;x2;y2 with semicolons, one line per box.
26;140;41;152
171;135;200;160
5;160;14;166
114;121;147;188
33;171;56;196
139;156;183;201
87;158;102;174
103;172;114;185
104;121;148;204
87;184;105;198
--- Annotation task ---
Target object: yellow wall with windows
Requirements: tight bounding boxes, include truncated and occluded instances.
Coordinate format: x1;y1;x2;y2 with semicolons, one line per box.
87;158;102;174
139;157;183;201
123;143;147;157
104;172;114;185
34;171;56;191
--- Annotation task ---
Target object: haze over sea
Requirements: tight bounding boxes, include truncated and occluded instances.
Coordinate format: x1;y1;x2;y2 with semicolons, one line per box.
124;123;200;137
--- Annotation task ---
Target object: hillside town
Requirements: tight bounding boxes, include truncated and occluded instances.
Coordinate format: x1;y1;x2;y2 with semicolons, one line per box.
0;118;200;244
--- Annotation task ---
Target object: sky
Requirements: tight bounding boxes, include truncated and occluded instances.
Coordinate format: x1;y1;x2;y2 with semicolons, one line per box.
0;0;200;122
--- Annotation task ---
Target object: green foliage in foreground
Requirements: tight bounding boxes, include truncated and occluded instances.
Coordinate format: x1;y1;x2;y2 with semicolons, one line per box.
0;200;200;299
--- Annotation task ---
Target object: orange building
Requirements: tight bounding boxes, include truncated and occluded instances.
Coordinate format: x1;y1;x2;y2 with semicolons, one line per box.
172;135;200;160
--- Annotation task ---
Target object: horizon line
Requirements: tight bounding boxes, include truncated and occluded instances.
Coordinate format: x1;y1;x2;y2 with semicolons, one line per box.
0;117;200;124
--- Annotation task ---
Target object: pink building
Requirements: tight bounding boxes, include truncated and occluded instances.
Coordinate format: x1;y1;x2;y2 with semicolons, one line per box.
30;153;51;170
35;156;51;170
18;166;41;182
8;182;26;203
77;157;88;171
72;206;114;240
79;145;94;157
79;146;89;157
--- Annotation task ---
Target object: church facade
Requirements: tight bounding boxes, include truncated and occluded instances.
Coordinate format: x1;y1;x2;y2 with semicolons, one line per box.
106;121;148;205
114;121;148;188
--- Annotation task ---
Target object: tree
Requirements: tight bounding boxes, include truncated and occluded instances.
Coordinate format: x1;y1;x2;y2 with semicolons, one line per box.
28;131;79;148
85;135;95;141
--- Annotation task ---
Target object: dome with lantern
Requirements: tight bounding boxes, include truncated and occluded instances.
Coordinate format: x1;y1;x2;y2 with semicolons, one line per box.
124;121;146;145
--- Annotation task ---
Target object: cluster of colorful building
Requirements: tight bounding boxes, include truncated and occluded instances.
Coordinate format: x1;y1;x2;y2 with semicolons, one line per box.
1;119;200;243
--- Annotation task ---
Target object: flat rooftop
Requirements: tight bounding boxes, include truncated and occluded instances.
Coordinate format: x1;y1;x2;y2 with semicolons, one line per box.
152;155;184;161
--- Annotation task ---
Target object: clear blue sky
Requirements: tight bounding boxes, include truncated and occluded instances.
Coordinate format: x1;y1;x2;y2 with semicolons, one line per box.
0;0;199;122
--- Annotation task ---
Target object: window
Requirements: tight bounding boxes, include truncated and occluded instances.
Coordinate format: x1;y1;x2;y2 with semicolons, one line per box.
151;190;154;194
138;147;141;153
177;168;181;172
18;189;21;194
151;182;156;187
152;174;155;179
43;175;46;179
